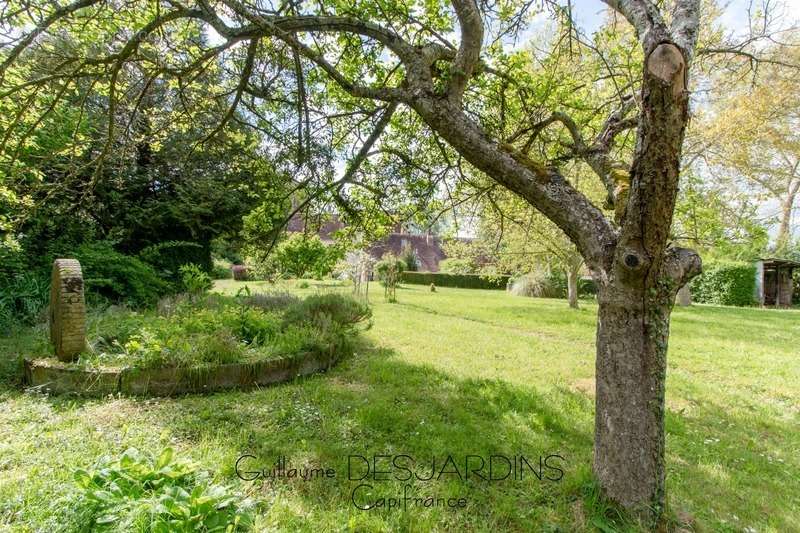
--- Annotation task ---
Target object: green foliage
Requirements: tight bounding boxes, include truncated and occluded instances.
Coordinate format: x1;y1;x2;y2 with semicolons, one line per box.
70;447;252;532
508;271;597;299
179;264;213;295
399;243;418;272
508;271;563;298
239;291;300;312
690;262;756;306
0;271;49;328
75;291;368;369
375;253;406;302
211;259;233;280
283;293;372;330
673;174;770;262
438;258;475;275
794;270;800;305
273;234;339;279
140;242;209;285
401;271;510;290
75;242;171;308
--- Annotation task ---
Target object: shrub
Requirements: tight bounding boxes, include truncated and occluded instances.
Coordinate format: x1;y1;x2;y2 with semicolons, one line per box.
283;293;372;330
508;270;596;299
229;307;281;345
0;271;49;328
794;270;800;305
179;263;213;295
70;447;252;532
375;253;406;302
211;258;232;279
138;241;210;284
438;258;475;275
579;277;598;297
240;291;299;312
399;243;418;272
75;242;171;307
690;261;756;306
273;233;339;279
231;265;249;281
279;294;371;360
78;292;369;370
508;271;557;298
401;271;509;290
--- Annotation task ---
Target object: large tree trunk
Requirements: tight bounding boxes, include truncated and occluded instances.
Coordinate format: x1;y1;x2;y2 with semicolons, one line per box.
776;184;798;250
567;266;580;309
594;285;670;517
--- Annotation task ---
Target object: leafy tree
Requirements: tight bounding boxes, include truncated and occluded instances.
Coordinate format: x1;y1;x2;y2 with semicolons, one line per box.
375;253;406;302
438;258;474;275
2;0;794;519
698;45;800;252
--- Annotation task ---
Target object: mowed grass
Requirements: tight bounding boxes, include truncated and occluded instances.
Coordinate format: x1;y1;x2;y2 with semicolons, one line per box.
0;279;798;531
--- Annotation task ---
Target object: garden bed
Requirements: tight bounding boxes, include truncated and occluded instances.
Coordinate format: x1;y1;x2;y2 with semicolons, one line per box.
23;290;370;396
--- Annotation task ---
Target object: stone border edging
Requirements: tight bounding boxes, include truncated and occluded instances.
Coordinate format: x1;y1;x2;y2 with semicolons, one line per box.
23;352;337;397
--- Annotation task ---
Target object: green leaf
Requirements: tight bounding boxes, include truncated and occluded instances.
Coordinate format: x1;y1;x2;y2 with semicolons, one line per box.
157;447;174;469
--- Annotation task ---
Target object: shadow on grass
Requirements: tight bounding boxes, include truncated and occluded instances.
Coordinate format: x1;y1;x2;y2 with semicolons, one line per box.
1;334;798;531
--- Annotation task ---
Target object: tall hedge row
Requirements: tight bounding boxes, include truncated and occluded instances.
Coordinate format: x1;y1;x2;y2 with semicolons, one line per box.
401;271;510;290
689;262;756;306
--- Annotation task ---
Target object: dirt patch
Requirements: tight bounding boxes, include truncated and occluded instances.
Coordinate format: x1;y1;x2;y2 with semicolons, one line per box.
571;377;595;397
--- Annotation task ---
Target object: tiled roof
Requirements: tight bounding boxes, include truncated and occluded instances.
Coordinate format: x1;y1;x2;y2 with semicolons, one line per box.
367;233;445;272
286;213;447;271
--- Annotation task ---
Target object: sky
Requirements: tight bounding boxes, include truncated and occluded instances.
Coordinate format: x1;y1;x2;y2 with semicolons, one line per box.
524;0;799;40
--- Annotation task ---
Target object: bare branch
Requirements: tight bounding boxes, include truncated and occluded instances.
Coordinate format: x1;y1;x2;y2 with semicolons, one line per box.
449;0;484;102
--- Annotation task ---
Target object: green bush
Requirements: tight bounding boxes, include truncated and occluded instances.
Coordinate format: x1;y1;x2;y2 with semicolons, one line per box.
70;447;252;532
376;254;406;302
401;271;510;290
0;271;49;328
399;243;418;272
690;261;756;306
179;263;213;295
273;234;339;279
507;271;597;299
239;291;299;312
794;270;800;305
138;241;210;284
508;271;563;298
75;242;171;308
579;277;598;297
283;293;372;330
78;292;369;369
211;258;232;280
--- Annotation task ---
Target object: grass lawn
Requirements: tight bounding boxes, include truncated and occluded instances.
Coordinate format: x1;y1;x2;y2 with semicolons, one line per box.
1;280;798;531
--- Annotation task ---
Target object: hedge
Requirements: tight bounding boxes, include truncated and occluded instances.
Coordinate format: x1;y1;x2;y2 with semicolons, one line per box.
75;242;171;307
689;261;756;306
401;271;510;290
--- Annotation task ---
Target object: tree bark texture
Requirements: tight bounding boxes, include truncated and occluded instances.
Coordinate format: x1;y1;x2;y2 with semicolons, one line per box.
567;266;580;309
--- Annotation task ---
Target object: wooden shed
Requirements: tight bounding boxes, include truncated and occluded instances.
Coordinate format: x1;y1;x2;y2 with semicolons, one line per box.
755;258;799;308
